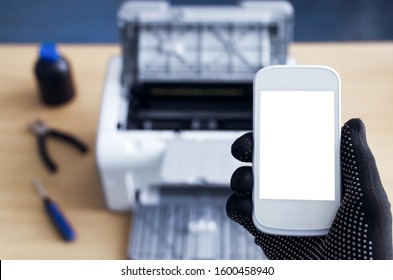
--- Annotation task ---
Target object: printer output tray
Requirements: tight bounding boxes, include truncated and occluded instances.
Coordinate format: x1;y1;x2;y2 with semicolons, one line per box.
129;187;266;259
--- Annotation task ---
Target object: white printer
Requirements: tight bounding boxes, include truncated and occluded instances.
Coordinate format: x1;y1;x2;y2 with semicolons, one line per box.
96;0;294;259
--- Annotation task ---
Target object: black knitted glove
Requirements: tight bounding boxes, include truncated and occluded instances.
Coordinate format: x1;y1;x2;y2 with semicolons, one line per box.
226;119;392;259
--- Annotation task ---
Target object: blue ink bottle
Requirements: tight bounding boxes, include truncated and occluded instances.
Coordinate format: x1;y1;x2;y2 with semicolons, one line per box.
34;43;75;106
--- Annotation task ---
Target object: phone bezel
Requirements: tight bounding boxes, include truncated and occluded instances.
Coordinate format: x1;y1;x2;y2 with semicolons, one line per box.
253;65;341;236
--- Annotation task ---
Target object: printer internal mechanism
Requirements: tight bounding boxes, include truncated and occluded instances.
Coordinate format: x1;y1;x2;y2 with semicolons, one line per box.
127;82;253;130
96;0;294;259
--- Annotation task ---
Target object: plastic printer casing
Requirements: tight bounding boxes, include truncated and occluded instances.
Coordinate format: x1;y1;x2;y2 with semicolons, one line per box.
96;0;294;259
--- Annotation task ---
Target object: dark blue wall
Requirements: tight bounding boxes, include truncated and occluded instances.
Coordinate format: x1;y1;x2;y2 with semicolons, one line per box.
1;0;392;43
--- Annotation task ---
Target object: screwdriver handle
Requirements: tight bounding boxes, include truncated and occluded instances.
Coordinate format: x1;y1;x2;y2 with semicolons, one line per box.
44;198;76;241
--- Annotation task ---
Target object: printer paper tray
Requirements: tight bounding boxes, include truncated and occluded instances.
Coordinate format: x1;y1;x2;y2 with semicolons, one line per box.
129;187;266;260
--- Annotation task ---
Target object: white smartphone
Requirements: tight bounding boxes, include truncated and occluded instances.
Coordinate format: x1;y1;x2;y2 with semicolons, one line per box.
253;65;341;236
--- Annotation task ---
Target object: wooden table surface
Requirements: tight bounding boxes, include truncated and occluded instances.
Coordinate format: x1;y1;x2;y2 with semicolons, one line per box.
0;43;392;259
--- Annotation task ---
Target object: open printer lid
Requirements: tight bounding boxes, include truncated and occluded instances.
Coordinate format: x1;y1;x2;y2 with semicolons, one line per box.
118;0;294;86
116;0;294;132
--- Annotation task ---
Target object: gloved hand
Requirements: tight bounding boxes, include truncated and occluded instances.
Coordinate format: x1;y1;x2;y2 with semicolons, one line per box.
226;119;393;259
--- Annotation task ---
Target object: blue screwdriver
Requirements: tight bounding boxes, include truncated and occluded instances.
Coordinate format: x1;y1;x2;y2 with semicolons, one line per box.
32;179;76;242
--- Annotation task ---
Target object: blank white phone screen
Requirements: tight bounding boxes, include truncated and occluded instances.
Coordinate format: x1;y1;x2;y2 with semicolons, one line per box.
259;91;335;201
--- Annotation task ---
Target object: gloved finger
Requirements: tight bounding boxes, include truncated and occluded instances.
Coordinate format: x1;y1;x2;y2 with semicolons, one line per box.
335;118;392;259
341;118;389;197
231;132;253;162
226;194;260;236
230;166;253;197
